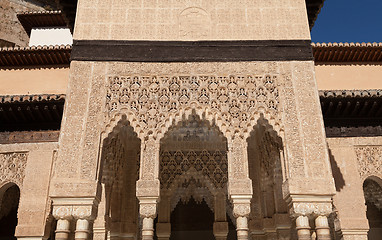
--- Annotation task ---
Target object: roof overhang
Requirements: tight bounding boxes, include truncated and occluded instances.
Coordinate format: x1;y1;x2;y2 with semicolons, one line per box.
313;42;382;64
0;94;65;132
17;11;69;36
0;45;71;67
306;0;326;30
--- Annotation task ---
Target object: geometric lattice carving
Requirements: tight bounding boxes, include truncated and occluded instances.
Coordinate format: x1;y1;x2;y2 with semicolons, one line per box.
355;146;382;180
0;152;28;188
160;150;228;189
106;75;280;139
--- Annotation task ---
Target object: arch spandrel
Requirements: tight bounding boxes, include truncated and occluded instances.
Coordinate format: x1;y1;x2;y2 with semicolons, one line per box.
105;74;284;141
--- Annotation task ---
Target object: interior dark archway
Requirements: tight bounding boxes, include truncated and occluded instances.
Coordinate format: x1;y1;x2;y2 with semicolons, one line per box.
247;117;291;239
363;178;382;240
99;116;141;239
157;113;235;240
0;184;20;240
170;198;214;240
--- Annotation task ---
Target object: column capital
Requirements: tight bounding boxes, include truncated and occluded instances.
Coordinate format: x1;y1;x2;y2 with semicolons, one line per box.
52;197;99;220
231;198;251;218
286;195;333;219
139;198;159;219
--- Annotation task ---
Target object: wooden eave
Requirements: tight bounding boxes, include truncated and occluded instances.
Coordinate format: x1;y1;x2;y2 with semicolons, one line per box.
17;11;68;36
0;94;65;132
306;0;325;30
320;90;382;128
0;45;71;67
313;42;382;64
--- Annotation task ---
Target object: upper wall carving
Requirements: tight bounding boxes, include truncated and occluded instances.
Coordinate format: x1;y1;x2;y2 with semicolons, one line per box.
179;7;211;40
0;152;28;188
355;146;382;180
106;75;281;140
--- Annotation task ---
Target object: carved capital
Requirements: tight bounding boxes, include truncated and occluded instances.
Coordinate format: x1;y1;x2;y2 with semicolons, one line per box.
231;197;251;218
233;203;251;218
51;197;99;220
290;202;332;218
287;195;333;218
52;205;73;220
139;202;158;219
72;205;96;220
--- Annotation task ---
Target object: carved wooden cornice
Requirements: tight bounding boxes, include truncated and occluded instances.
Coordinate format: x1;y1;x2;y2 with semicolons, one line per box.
0;94;65;132
313;42;382;64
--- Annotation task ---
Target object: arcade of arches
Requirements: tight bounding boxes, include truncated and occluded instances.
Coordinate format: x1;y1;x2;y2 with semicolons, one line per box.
1;1;382;240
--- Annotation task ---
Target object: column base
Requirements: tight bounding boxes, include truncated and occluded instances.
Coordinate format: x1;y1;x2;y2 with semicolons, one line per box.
341;230;368;240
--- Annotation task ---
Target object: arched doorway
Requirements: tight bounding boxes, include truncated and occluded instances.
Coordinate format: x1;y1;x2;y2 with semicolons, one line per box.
170;197;214;240
363;178;382;240
0;183;20;240
247;117;291;239
156;113;236;240
98;116;141;239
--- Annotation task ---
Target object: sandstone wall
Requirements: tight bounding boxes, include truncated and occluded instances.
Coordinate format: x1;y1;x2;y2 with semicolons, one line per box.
74;0;310;40
327;136;382;239
315;64;382;90
0;141;58;239
0;67;69;95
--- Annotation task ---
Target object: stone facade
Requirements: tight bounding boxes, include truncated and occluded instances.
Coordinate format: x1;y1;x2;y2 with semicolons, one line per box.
0;0;381;240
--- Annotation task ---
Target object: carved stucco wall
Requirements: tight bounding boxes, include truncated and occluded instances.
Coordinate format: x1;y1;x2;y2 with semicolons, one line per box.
0;152;27;189
74;0;310;41
0;142;57;238
51;61;334;209
327;137;382;239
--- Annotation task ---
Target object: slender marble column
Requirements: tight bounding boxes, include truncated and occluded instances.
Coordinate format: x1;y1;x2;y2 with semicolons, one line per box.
55;219;71;240
236;216;249;240
74;219;90;240
315;216;330;240
296;216;311;240
142;217;155;240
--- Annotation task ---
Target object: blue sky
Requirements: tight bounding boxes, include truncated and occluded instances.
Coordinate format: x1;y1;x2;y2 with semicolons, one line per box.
311;0;382;43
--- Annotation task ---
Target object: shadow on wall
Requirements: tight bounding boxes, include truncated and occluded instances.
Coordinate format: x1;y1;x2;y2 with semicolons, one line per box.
328;148;346;192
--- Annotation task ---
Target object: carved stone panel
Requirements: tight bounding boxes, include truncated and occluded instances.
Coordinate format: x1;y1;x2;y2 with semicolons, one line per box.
179;7;211;40
106;74;281;140
0;152;28;188
355;146;382;180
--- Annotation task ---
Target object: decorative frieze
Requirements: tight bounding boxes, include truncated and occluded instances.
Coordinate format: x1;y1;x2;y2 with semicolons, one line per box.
106;74;281;139
0;152;28;188
355;146;382;180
